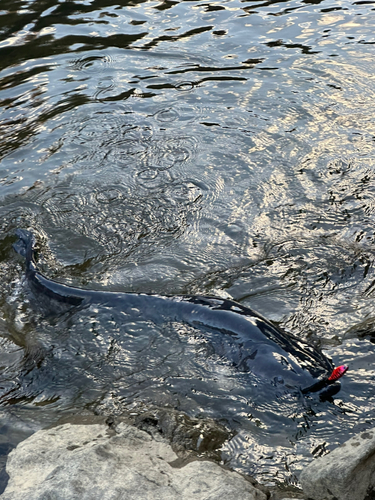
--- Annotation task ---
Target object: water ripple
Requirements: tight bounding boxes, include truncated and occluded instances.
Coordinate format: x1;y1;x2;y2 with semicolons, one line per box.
154;107;179;123
69;54;114;73
2;0;375;490
175;81;194;91
94;187;123;205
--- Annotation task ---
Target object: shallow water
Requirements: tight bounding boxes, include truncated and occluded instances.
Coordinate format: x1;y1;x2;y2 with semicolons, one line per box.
1;0;375;492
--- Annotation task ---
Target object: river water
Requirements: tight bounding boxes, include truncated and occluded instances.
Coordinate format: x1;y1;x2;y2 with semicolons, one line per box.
1;0;375;493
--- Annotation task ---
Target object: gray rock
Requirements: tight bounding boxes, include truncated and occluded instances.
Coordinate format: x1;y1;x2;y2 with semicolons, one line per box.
299;430;375;500
2;422;266;500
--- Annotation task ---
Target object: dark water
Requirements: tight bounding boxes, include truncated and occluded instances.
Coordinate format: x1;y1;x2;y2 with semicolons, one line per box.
1;0;375;492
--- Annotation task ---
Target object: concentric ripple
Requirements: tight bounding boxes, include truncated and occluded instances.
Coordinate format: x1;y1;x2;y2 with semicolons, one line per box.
69;54;114;73
2;0;375;491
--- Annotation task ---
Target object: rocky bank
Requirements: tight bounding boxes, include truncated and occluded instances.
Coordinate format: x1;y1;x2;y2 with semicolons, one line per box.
2;412;375;500
1;420;266;500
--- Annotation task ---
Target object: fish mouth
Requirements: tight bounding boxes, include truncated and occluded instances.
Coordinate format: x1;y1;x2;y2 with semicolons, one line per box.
318;382;342;402
301;365;349;396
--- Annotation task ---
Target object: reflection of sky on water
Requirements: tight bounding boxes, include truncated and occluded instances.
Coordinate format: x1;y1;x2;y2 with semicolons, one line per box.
1;0;375;490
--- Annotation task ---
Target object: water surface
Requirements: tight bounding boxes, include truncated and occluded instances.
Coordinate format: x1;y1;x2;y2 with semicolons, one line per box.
1;0;375;492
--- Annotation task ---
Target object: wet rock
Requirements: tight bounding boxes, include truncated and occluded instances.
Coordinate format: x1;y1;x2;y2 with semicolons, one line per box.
299;430;375;500
133;407;232;459
2;422;266;500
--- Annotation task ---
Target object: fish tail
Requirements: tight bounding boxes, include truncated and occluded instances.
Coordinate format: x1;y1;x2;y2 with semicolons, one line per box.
13;229;37;275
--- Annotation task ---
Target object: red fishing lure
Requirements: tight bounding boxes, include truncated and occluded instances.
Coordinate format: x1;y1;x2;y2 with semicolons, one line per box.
328;365;349;382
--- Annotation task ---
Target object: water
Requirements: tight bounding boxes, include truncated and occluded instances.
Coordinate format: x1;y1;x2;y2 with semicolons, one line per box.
1;0;375;493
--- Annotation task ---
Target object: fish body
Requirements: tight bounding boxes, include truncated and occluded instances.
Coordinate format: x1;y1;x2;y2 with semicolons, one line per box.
14;229;347;398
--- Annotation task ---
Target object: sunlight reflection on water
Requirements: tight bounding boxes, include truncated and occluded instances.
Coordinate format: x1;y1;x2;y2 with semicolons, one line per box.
1;0;375;491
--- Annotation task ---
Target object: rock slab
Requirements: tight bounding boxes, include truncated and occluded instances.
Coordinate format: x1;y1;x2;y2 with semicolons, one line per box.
300;430;375;500
2;422;266;500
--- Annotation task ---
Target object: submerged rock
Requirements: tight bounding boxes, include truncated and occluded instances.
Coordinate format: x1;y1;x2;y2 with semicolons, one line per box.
2;422;266;500
131;407;232;459
299;429;375;500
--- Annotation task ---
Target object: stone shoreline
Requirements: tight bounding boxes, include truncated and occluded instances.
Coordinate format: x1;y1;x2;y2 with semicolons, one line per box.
2;411;375;500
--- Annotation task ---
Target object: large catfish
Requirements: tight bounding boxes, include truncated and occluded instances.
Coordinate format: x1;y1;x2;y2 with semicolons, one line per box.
14;229;348;400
